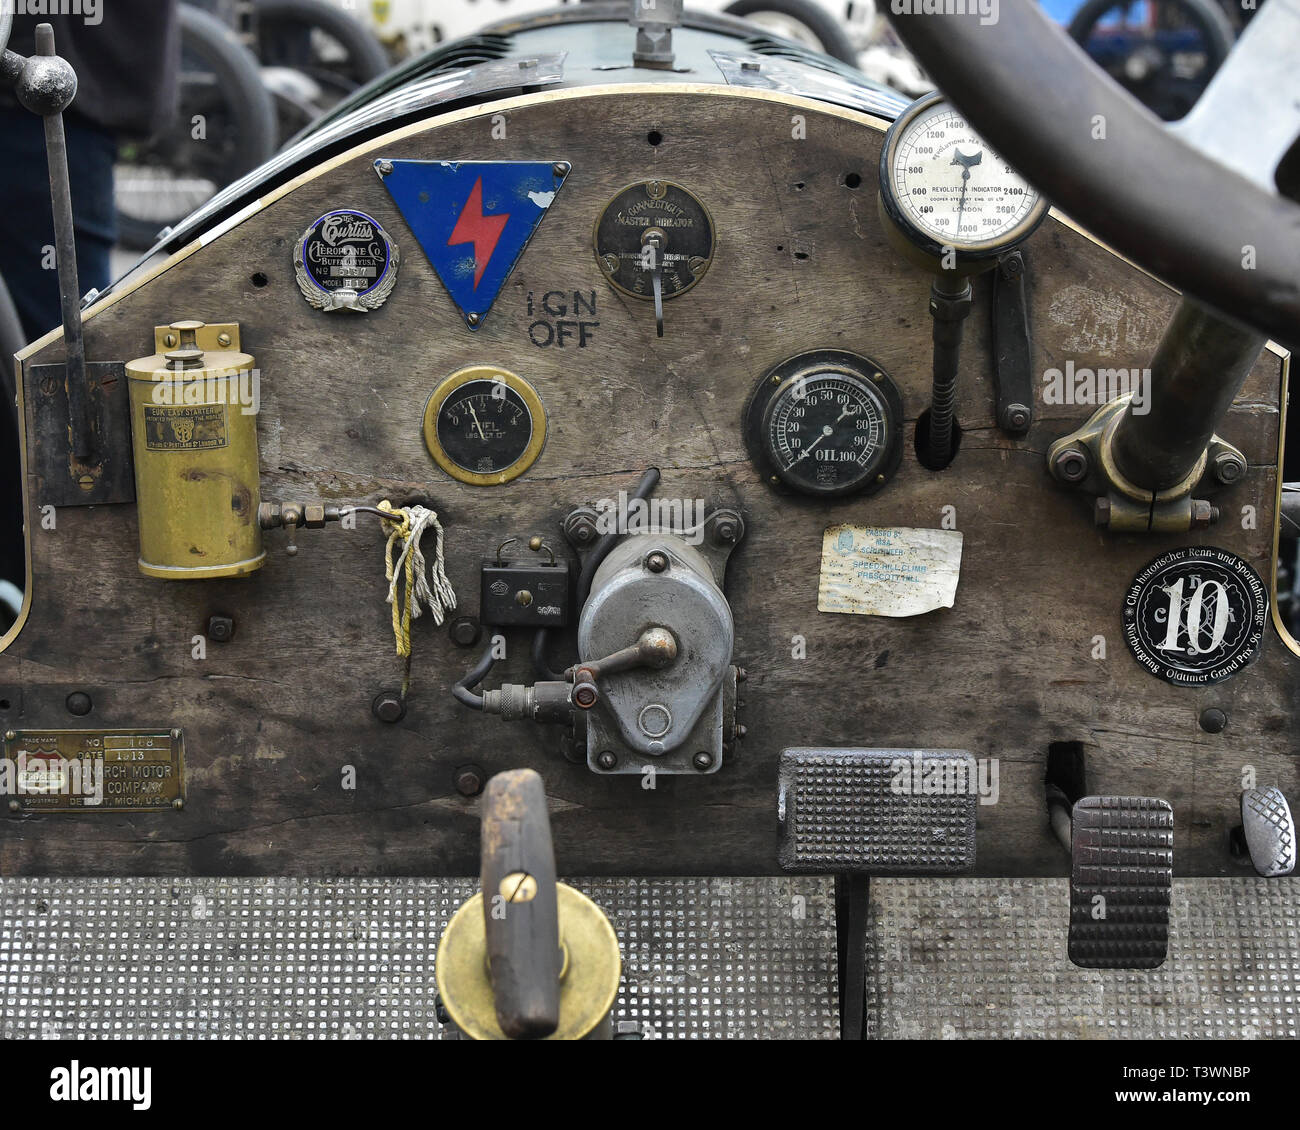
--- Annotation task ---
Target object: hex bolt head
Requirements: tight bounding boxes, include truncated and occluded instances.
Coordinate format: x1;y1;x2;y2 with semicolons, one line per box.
372;692;406;724
1213;451;1247;484
207;615;235;643
596;750;617;770
565;512;598;545
65;691;92;717
1189;499;1219;530
1053;447;1089;484
1093;497;1112;528
692;751;714;771
448;617;481;648
454;764;485;797
1004;404;1030;431
1199;707;1228;734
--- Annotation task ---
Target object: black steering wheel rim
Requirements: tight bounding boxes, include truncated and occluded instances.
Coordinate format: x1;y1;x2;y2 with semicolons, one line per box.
887;2;1300;349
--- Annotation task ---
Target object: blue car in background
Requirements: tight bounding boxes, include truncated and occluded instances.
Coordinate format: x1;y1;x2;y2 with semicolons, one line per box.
1047;0;1243;120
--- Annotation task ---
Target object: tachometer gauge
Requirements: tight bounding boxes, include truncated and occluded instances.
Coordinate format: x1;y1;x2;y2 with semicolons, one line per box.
878;91;1048;268
423;365;547;486
744;351;904;499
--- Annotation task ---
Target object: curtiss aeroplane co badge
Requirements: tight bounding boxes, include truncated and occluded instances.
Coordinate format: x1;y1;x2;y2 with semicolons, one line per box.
294;208;401;312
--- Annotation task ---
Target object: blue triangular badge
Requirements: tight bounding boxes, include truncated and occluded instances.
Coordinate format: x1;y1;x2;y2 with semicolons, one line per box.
376;159;568;329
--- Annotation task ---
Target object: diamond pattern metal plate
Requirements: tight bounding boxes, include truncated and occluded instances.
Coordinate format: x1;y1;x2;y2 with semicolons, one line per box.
866;877;1300;1039
0;878;838;1040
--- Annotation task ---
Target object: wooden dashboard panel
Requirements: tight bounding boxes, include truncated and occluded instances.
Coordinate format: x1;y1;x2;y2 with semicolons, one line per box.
1;86;1293;877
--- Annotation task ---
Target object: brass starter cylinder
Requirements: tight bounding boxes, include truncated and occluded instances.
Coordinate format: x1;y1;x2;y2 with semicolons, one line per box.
126;320;265;579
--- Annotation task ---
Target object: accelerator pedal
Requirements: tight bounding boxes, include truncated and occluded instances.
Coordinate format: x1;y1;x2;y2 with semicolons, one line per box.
778;748;978;874
1069;796;1173;970
1240;787;1296;877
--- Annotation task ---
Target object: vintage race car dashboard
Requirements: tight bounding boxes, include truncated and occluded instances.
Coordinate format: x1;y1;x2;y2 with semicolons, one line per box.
1;5;1293;886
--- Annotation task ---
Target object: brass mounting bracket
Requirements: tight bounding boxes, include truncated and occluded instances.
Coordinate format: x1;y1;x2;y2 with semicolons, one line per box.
1046;394;1246;533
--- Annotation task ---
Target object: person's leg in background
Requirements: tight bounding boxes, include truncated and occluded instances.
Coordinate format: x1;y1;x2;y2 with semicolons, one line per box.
0;104;117;618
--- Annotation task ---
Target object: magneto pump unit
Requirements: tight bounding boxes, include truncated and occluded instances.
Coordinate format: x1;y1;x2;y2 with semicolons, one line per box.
124;319;367;580
454;469;747;777
127;321;266;579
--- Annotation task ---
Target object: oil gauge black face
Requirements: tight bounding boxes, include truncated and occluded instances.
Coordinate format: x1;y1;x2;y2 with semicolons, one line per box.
744;351;904;498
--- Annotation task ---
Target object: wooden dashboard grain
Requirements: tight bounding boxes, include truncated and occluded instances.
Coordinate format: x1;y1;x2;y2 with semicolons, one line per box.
1;86;1293;877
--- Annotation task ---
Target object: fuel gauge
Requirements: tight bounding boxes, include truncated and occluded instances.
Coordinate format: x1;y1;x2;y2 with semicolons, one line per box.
422;365;548;486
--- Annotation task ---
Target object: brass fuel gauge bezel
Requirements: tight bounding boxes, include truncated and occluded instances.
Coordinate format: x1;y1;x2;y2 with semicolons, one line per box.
422;364;548;486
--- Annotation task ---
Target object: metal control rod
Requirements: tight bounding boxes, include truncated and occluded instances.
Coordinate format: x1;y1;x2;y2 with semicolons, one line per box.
3;24;88;458
1111;300;1265;493
925;273;973;469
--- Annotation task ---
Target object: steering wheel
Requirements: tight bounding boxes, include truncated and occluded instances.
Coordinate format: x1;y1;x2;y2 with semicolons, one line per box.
887;0;1300;349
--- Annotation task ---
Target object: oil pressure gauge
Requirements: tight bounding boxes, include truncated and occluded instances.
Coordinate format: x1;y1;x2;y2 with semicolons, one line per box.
744;351;904;499
423;365;547;486
878;91;1048;270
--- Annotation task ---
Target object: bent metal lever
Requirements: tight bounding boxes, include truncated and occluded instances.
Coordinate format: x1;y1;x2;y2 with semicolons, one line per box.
481;769;562;1039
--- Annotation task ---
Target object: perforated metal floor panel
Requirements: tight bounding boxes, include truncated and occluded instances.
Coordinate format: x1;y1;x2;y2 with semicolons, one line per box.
0;877;838;1040
2;877;1297;1039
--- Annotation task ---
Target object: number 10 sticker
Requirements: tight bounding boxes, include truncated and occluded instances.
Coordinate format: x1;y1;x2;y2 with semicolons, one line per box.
1124;547;1268;686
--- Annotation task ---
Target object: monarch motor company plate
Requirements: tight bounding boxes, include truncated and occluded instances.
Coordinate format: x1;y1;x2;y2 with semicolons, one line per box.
2;729;184;813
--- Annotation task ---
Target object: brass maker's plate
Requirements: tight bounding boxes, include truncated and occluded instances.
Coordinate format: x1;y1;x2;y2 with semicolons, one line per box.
594;180;715;300
422;365;547;486
2;729;184;813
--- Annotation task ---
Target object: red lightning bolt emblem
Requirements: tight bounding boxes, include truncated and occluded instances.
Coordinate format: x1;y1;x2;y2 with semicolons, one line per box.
447;178;509;290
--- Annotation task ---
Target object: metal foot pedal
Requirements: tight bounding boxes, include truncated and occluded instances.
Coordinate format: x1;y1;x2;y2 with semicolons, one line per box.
778;748;978;874
1069;796;1172;970
1241;787;1296;877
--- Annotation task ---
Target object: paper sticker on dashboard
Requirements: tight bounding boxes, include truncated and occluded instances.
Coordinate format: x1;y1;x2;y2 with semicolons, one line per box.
818;525;963;617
